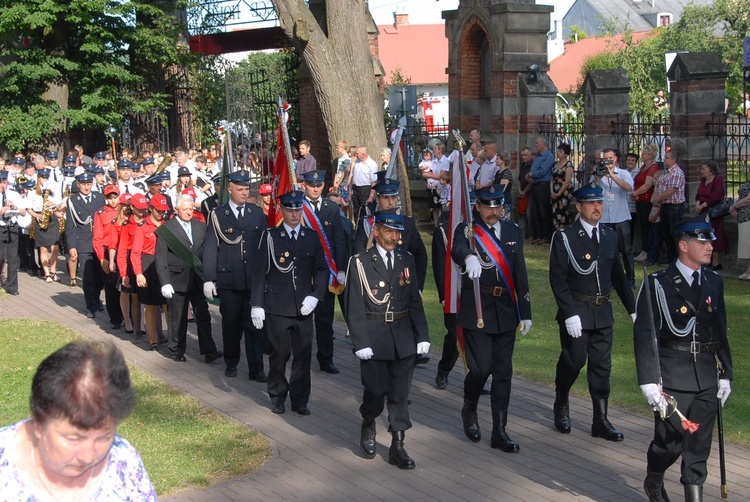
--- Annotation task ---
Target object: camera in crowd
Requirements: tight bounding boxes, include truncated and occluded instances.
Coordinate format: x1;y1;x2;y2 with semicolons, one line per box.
594;157;613;177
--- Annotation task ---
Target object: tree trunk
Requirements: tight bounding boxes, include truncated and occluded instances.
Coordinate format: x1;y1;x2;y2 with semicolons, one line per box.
273;0;385;156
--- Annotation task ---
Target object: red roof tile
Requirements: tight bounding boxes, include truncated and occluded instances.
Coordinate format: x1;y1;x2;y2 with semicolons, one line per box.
549;31;656;93
377;24;448;85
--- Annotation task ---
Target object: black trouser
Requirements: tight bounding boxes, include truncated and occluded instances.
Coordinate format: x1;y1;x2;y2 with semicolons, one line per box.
555;323;613;400
266;313;313;408
351;185;371;225
660;203;683;262
635;200;652;255
314;289;335;366
218;288;265;375
167;281;217;357
18;233;38;274
0;224;20;294
360;354;416;432
603;221;634;284
437;313;459;376
463;327;516;411
529;182;553;240
647;386;717;486
79;251;103;313
103;271;123;325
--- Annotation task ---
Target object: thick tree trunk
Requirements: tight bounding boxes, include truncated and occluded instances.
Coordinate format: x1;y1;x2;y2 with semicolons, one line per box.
273;0;385;156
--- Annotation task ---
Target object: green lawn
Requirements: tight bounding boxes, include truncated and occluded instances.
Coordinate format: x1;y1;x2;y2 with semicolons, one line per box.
415;227;750;448
0;319;270;497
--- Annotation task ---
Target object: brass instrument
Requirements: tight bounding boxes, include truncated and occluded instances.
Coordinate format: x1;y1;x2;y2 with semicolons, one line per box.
58;184;69;235
39;189;52;230
15;174;28;188
155;154;173;174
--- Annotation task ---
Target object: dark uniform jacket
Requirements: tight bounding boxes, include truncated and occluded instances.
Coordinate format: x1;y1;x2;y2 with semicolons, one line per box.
155;217;207;293
432;219;449;303
201;194;218;221
451;219;531;334
65;191;105;253
344;246;429;360
634;263;732;392
305;197;348;272
204;201;266;290
353;213;428;291
251;225;329;317
549;218;635;329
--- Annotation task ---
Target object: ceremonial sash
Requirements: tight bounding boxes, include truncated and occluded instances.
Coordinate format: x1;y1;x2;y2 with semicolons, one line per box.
301;201;343;295
155;224;204;281
472;223;520;318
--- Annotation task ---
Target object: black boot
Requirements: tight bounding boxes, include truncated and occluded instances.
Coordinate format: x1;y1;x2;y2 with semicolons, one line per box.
591;399;624;442
683;485;702;502
388;431;415;469
553;391;571;434
435;372;448;390
490;411;520;453
461;400;481;442
359;419;376;459
643;471;671;502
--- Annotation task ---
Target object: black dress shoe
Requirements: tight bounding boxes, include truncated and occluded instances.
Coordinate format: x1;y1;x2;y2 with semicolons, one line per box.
203;351;223;363
148;343;159;351
360;420;376;459
292;405;310;416
225;367;237;378
171;354;187;362
271;403;285;414
111;323;122;330
250;372;267;383
85;311;96;319
415;354;430;365
96;302;105;312
320;362;340;374
553;400;571;434
435;373;448;390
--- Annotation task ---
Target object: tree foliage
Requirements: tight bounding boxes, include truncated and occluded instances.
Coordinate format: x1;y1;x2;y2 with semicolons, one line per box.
0;0;192;151
578;1;747;118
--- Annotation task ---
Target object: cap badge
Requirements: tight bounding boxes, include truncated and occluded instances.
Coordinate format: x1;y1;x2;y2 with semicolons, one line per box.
489;186;495;193
313;172;319;179
385;179;390;184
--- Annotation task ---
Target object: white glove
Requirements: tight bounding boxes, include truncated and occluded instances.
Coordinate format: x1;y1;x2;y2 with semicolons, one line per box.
203;281;217;301
631;313;637;323
564;315;582;338
300;296;318;316
465;255;481;279
640;383;667;412
355;347;373;360
518;320;532;337
337;271;346;285
251;307;265;330
417;342;430;355
161;284;174;299
717;379;732;407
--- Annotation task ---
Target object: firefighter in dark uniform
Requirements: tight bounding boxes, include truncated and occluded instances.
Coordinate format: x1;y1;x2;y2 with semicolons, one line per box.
299;170;348;374
203;170;267;380
345;208;430;469
200;174;222;220
635;214;732;502
549;182;636;441
451;185;532;453
353;175;429;363
65;172;106;318
251;189;329;416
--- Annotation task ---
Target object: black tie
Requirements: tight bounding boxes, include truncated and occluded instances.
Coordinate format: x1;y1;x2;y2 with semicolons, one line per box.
85;195;90;205
237;206;243;226
489;225;497;240
592;227;599;248
386;251;393;272
125;185;130;194
314;200;320;214
692;271;701;299
290;229;296;241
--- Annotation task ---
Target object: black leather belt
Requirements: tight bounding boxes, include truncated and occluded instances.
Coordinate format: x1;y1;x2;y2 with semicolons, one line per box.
366;310;409;322
479;286;507;297
660;339;722;354
571;292;611;306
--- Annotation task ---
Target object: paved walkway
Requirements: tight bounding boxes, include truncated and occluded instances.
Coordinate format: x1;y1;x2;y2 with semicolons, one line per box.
3;270;749;501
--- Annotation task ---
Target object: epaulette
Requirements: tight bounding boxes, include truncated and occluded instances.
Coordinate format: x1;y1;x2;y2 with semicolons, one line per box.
122;219;130;226
137;220;146;226
96;207;107;215
704;268;720;277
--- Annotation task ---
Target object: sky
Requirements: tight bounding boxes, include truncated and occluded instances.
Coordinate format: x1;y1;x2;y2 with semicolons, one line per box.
367;0;577;25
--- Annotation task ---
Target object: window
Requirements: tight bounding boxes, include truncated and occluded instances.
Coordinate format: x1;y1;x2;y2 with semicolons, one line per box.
658;13;673;27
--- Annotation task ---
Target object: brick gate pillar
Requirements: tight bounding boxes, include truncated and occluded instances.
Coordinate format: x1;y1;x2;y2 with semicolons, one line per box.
582;69;630;175
443;0;555;160
667;52;727;202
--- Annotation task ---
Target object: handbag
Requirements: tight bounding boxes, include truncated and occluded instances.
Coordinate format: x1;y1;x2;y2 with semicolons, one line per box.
517;194;529;215
708;197;733;219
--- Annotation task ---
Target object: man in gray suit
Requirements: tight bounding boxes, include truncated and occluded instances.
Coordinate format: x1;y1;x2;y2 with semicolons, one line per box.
155;194;222;363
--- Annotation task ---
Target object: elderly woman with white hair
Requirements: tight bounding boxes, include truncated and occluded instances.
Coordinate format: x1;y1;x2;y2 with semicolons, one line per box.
380;147;392;170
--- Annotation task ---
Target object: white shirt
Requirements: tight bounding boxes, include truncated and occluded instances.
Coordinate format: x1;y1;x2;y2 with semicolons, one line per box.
578;218;600;240
676;259;700;286
590;166;634;224
375;243;394;268
477;155;499;187
351;156;379;186
428;154;450;189
0;189;26;226
283;222;301;238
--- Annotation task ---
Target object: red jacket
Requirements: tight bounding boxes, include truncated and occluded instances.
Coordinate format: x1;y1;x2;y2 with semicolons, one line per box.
92;205;118;261
117;216;139;278
130;217;160;275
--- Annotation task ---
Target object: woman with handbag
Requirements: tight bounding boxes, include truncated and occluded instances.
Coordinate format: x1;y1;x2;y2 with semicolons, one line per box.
730;180;750;279
695;160;727;269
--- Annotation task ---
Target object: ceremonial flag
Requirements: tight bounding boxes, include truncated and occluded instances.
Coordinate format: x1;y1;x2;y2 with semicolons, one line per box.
268;102;293;227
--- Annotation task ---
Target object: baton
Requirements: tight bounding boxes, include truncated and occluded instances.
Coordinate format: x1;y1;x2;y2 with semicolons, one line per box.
717;357;728;499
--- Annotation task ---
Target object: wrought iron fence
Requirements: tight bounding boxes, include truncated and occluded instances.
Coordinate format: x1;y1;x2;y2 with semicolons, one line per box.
706;113;750;197
537;115;587;190
610;113;670;163
386;117;450;179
